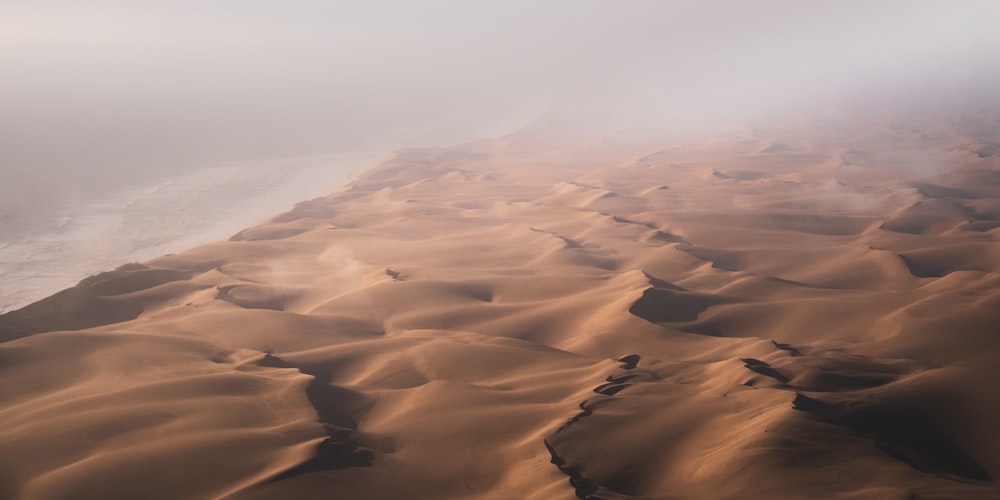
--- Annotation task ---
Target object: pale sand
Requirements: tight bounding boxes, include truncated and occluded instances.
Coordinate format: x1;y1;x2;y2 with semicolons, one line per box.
2;112;1000;499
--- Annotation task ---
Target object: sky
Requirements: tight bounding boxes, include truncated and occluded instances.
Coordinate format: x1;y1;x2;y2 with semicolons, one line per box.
2;1;1000;307
3;1;999;191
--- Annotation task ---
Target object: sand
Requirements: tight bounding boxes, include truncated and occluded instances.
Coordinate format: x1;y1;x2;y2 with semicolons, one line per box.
2;111;1000;499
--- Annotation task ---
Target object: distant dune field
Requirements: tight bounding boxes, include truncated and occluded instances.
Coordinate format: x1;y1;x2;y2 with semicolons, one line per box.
2;112;1000;499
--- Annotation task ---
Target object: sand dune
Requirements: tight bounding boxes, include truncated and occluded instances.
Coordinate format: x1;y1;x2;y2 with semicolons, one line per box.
3;112;1000;499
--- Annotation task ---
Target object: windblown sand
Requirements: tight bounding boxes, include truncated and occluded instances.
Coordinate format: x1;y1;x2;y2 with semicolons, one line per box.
3;114;1000;499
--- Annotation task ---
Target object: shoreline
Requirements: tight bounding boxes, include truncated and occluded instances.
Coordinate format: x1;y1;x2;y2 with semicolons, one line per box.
0;150;386;313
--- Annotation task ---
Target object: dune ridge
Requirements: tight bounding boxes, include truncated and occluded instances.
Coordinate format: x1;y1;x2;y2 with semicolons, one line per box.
2;113;1000;499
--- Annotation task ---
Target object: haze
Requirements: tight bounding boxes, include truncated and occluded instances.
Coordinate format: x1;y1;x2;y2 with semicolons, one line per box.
2;1;1000;309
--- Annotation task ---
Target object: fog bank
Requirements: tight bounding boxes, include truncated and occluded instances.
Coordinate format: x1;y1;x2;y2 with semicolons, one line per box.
4;2;999;183
2;1;1000;308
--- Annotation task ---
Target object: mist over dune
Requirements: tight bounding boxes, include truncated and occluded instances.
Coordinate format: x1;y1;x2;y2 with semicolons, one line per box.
4;1;999;306
3;2;1000;499
4;1;1000;182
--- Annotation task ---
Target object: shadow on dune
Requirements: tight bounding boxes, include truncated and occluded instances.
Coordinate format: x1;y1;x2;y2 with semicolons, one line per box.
628;283;738;325
259;354;375;482
744;341;991;483
0;263;194;342
545;355;645;499
793;393;990;482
